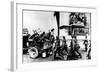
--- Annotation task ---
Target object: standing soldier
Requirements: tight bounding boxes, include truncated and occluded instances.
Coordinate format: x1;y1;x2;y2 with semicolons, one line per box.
84;36;88;52
60;36;68;60
53;36;60;60
61;36;68;54
74;38;82;59
50;28;55;45
87;40;91;59
68;35;76;60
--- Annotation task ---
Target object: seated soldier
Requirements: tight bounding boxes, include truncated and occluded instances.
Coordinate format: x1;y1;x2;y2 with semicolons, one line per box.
68;35;82;60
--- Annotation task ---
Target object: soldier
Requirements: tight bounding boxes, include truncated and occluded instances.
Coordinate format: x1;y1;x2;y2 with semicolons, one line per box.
53;36;60;60
67;35;76;60
87;40;91;59
68;35;82;60
61;36;68;54
84;36;88;52
50;28;55;45
74;39;82;59
59;36;68;60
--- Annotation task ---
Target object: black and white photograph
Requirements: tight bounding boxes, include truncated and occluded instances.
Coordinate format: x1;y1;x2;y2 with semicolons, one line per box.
22;10;91;63
10;1;97;71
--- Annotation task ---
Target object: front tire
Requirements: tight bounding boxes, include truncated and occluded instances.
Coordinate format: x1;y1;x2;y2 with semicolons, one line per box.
28;47;38;59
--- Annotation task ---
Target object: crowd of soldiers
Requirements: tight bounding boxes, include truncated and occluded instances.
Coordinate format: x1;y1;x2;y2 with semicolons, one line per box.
23;28;91;61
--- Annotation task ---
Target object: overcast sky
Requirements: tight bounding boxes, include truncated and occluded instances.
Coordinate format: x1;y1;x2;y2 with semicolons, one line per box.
23;10;58;36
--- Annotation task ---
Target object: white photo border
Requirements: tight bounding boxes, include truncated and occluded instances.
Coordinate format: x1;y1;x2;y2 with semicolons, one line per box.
12;1;97;71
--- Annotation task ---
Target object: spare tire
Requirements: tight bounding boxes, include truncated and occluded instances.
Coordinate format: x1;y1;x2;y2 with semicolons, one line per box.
28;47;38;59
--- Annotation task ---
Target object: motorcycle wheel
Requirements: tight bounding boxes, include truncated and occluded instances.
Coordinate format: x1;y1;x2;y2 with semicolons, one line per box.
28;47;38;59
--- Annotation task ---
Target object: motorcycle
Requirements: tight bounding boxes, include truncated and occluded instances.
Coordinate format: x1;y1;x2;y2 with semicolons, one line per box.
28;31;54;59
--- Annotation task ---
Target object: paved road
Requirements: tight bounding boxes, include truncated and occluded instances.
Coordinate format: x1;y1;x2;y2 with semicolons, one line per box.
23;47;89;63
